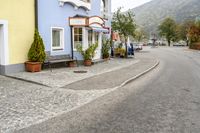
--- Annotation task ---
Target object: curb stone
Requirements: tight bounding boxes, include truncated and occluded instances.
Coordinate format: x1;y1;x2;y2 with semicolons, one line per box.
4;75;51;87
119;60;160;87
99;60;160;91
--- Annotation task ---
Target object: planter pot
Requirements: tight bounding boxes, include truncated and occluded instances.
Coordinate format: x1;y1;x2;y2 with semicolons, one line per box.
84;60;92;66
103;57;110;61
68;61;76;67
25;61;42;72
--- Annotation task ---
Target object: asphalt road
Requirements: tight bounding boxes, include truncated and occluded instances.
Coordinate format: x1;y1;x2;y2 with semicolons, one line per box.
19;47;200;133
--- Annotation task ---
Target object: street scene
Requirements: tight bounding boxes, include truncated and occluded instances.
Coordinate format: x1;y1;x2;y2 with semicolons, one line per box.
1;47;200;133
1;0;200;133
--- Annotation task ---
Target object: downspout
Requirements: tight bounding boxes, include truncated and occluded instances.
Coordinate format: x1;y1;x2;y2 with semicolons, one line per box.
70;26;74;59
35;0;38;29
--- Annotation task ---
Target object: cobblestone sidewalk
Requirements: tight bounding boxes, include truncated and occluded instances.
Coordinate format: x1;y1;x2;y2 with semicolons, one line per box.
8;58;139;88
0;76;115;133
0;49;158;133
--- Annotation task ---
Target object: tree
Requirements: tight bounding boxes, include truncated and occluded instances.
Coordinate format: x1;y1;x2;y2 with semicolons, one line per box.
28;29;46;62
176;20;194;45
158;18;177;46
134;29;147;42
188;20;200;43
112;8;136;57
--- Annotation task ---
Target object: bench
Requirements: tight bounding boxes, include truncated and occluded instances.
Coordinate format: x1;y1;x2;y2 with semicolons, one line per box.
44;52;78;71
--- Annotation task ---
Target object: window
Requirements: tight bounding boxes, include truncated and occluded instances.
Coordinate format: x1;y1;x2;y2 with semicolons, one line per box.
52;27;64;51
74;27;83;50
101;0;105;12
95;32;99;43
88;30;93;46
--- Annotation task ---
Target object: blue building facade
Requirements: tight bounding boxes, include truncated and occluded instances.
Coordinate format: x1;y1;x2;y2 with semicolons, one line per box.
38;0;111;60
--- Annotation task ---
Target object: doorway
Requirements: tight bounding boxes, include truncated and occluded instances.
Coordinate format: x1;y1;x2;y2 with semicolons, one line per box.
93;32;102;60
0;20;9;74
0;24;3;65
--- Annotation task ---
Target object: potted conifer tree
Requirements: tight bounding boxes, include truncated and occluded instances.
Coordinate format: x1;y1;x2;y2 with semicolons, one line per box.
25;30;46;72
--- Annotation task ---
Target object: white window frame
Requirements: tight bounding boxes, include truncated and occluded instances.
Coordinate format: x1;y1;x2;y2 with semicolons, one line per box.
73;27;84;51
0;20;9;65
88;29;93;46
51;27;65;51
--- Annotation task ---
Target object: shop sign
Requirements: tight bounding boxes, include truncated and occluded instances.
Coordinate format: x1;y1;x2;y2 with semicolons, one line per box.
69;17;87;26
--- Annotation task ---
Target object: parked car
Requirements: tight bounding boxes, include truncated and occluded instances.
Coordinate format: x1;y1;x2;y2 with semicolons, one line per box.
134;44;143;51
173;41;187;47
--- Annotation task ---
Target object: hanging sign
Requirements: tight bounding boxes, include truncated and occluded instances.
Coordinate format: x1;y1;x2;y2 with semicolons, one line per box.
89;16;104;26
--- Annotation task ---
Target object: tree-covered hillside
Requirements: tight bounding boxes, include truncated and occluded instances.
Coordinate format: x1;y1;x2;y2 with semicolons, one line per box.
131;0;200;34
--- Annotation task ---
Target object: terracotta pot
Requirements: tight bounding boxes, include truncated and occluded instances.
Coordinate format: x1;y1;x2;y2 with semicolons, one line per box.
84;60;92;66
68;61;76;67
25;61;42;72
103;57;110;61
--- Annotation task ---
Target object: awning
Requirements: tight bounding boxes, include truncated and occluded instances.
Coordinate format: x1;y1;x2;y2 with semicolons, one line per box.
91;27;109;33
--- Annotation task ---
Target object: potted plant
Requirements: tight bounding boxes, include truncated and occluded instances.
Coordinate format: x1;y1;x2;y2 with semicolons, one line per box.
76;43;98;66
68;60;76;67
25;29;46;72
102;39;111;60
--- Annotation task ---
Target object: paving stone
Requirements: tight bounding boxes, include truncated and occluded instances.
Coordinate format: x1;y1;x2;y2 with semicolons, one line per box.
0;77;113;133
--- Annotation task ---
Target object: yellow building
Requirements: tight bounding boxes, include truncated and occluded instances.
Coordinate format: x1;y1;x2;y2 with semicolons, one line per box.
0;0;35;74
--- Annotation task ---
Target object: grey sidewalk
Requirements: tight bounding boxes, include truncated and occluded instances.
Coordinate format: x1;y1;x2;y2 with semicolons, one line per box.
63;58;157;90
0;51;158;133
8;58;140;88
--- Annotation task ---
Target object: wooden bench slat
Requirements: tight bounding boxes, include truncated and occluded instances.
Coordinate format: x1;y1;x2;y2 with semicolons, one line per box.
49;59;73;63
44;52;78;72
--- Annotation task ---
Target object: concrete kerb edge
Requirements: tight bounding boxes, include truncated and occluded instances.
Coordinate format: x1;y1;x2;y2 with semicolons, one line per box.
3;75;51;88
63;59;140;88
118;60;160;88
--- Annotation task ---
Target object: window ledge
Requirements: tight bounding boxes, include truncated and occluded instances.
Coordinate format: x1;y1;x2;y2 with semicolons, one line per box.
52;48;64;51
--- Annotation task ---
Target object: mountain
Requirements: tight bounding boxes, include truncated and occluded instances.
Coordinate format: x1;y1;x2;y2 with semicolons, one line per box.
131;0;200;34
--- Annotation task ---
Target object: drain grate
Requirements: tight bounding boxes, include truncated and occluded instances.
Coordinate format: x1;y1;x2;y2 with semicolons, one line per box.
73;70;87;73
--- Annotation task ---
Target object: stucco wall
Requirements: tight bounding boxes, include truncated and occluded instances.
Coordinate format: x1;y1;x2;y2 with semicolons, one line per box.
38;0;101;57
0;0;35;64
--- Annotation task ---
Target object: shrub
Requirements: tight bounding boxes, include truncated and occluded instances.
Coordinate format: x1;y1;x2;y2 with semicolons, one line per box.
28;30;46;62
188;21;200;43
76;43;98;60
102;39;111;59
189;42;200;50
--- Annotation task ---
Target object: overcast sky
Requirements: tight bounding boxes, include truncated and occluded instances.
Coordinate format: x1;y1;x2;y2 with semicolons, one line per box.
112;0;152;12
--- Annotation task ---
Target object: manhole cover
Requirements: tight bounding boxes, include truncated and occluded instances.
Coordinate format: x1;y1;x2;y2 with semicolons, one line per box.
73;70;87;73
